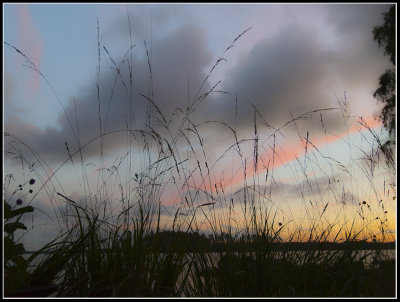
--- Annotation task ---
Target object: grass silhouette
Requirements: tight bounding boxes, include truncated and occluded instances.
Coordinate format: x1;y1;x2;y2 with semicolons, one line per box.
3;14;396;297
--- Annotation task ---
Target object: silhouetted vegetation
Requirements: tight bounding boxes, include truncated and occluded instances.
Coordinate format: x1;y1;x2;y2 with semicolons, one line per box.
372;4;396;167
143;230;211;252
3;7;396;298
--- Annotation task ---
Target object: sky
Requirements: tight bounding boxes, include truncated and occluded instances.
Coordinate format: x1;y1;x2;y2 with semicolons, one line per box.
3;3;396;249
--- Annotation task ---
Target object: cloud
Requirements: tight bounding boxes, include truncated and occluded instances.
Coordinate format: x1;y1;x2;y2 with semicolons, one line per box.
4;4;390;177
324;4;392;40
198;12;390;139
201;24;337;127
103;4;189;48
5;21;213;165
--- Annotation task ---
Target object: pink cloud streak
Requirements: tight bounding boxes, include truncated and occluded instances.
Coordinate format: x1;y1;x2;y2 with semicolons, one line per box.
161;115;383;206
17;4;43;94
260;115;383;170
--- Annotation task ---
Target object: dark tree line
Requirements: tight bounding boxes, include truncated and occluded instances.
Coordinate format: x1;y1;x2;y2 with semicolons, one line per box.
142;231;394;252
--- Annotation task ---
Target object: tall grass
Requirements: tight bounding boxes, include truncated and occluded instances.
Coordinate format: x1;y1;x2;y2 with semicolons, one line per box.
3;14;396;297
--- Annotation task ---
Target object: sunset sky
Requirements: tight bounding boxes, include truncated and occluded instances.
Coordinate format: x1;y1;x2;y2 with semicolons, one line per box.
3;3;396;249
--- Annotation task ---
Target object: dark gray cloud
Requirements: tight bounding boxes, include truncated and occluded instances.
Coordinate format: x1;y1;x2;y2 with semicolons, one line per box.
199;24;336;130
323;4;393;85
197;8;391;140
5;22;213;164
325;4;392;39
4;4;391;167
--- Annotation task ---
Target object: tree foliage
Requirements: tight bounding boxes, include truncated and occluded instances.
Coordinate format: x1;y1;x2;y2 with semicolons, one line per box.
372;5;396;167
373;5;395;66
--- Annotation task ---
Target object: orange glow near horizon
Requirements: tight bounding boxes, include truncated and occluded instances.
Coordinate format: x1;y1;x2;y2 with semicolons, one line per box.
158;113;395;242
